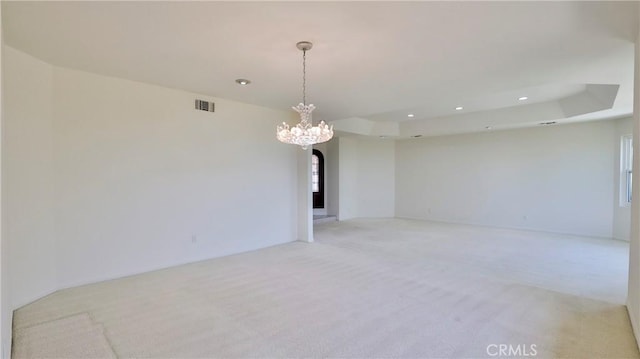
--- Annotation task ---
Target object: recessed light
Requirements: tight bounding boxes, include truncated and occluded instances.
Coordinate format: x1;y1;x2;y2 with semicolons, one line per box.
455;106;463;111
518;96;528;101
407;114;415;118
485;126;492;130
379;136;387;139
235;79;251;85
412;135;423;138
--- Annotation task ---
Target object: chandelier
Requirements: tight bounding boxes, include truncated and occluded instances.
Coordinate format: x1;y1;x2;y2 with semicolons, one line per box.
277;41;333;150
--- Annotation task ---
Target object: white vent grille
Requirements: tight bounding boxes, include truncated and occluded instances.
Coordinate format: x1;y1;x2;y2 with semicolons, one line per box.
195;99;215;112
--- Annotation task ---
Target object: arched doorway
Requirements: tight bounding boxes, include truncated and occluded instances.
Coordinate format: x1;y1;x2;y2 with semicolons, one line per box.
312;149;325;209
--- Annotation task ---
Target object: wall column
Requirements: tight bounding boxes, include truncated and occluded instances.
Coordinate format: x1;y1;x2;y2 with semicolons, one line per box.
0;5;10;356
297;148;313;242
627;9;640;348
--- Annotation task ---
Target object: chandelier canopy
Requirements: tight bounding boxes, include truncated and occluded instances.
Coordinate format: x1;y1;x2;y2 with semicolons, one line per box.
277;41;333;150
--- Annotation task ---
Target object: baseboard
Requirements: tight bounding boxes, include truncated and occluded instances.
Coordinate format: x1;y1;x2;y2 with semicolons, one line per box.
12;287;57;312
54;238;298;301
2;309;12;359
394;215;614;240
627;303;640;352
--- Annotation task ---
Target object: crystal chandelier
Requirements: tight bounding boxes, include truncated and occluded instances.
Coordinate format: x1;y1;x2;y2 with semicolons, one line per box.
277;41;333;150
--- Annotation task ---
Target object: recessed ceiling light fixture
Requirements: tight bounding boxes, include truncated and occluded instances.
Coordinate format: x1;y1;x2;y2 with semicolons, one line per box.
518;96;528;101
235;79;251;85
455;106;463;111
485;126;493;130
407;113;415;118
276;41;333;150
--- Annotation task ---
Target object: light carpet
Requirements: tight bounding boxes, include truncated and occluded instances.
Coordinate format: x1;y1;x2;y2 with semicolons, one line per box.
12;313;116;358
12;218;640;358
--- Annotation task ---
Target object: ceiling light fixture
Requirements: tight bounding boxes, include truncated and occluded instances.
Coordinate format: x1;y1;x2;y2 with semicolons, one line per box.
277;41;333;150
408;113;415;118
455;106;463;111
485;126;492;130
235;79;251;85
518;96;528;101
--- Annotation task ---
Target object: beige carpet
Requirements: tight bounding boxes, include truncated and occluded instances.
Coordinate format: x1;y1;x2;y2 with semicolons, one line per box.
12;219;640;358
12;313;116;358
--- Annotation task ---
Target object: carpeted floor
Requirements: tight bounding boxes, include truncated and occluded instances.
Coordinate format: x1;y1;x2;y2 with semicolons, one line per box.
12;219;640;358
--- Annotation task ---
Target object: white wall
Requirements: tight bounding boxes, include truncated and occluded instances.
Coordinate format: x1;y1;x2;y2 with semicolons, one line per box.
3;47;57;309
338;137;358;220
396;120;616;238
3;46;299;307
51;65;298;289
613;117;633;241
337;137;395;220
325;139;339;217
355;139;395;218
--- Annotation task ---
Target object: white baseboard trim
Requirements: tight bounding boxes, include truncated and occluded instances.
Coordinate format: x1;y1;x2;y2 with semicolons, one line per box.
627;302;640;352
394;215;614;240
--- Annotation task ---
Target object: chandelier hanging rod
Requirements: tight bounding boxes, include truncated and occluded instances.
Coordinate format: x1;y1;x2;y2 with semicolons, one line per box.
297;41;312;105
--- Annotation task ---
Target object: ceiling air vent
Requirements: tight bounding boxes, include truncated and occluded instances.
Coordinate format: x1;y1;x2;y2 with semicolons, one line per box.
539;121;557;126
195;99;215;113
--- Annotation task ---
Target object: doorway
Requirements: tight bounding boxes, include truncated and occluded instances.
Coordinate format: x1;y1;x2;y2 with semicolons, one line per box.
312;149;325;209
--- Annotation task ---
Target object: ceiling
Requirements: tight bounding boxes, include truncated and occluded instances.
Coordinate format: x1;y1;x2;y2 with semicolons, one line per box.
3;1;638;138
